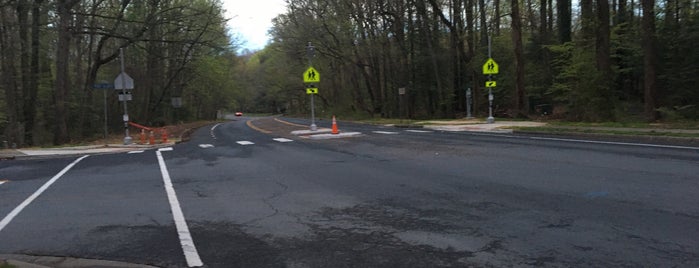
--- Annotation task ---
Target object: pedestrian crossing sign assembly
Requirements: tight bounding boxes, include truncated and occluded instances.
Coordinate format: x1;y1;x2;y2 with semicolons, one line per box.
482;58;499;75
303;67;320;83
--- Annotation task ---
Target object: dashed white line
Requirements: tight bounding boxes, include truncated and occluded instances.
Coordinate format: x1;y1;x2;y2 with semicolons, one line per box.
0;155;89;233
405;130;433;133
273;138;294;143
128;150;145;154
199;144;214;148
373;131;400;135
237;141;255;145
156;150;203;267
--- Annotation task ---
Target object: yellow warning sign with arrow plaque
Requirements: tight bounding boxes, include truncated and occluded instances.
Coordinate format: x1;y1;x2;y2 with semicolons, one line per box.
306;86;318;94
303;67;320;83
485;81;497;87
482;58;499;75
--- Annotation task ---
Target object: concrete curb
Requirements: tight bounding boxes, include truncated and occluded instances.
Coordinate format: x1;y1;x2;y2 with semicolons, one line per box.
0;254;159;268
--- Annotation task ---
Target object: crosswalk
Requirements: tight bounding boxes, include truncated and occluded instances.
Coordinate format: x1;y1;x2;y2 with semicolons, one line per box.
127;129;435;154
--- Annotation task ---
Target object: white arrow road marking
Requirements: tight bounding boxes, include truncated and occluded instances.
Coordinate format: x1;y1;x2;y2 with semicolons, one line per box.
0;155;89;233
405;130;433;133
198;144;214;148
156;150;203;267
128;150;145;154
273;138;294;143
237;141;254;145
373;131;400;135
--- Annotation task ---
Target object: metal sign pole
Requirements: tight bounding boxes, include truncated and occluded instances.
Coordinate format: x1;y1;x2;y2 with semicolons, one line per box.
487;36;495;124
120;48;132;144
307;42;317;131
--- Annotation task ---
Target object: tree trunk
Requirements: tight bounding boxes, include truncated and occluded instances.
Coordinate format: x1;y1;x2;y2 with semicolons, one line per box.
557;0;572;43
641;0;658;120
596;0;614;119
53;0;77;145
494;0;501;35
512;0;527;116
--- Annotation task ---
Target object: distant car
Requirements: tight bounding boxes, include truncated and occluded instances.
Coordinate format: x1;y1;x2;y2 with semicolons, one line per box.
235;112;243;116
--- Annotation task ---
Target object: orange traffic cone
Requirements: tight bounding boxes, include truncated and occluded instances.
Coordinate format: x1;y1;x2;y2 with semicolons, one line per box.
149;130;155;145
161;129;168;143
331;115;340;134
139;129;146;144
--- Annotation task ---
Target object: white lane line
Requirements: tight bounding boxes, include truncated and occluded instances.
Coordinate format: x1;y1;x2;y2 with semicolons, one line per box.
0;155;89;233
273;138;294;143
199;144;214;148
128;150;145;154
529;136;699;150
158;147;174;152
156;150;203;267
373;131;400;135
237;141;254;145
210;123;222;139
405;130;433;133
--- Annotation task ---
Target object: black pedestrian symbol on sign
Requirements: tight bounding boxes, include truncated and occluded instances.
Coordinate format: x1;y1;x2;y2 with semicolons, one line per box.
488;62;495;71
308;70;316;80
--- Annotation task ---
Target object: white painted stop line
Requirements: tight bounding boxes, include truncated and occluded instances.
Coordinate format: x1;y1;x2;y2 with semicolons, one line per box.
373;131;400;135
273;138;294;143
199;144;214;148
237;141;254;145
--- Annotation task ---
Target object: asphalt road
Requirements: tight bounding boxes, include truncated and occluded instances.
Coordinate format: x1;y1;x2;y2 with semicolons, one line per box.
1;116;698;267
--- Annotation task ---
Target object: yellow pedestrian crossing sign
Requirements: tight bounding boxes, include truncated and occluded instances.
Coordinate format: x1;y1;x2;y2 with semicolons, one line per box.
485;81;497;87
482;58;499;75
303;67;320;83
306;86;318;94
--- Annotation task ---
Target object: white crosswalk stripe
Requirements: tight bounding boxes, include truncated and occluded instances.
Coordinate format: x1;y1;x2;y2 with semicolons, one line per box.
405;130;433;133
199;144;214;148
0;180;6;186
237;141;255;145
373;131;400;135
127;150;145;154
273;138;294;143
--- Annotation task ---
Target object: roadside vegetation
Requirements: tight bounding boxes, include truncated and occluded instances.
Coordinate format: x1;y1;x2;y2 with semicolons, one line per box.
2;0;698;147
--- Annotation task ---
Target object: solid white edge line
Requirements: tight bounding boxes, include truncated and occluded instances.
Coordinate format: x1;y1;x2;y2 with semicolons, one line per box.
0;155;89;233
156;151;203;267
211;123;222;139
529;136;699;150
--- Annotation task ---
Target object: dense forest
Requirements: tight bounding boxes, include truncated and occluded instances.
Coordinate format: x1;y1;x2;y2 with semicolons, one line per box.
1;0;698;146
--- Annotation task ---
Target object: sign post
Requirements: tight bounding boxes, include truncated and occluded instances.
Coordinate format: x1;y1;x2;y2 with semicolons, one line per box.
115;48;134;144
482;36;499;124
93;82;113;143
305;42;318;131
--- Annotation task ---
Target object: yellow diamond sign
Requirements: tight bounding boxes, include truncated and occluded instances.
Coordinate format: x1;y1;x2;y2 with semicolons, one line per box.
303;67;320;83
482;58;499;75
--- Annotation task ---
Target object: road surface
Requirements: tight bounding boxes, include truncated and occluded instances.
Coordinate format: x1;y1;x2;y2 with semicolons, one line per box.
1;116;698;267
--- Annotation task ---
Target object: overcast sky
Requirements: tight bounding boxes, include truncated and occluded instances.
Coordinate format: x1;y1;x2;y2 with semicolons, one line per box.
223;0;288;51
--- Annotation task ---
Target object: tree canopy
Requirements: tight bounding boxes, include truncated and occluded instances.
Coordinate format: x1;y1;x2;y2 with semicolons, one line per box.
1;0;698;146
